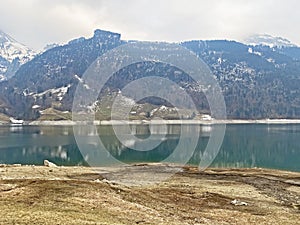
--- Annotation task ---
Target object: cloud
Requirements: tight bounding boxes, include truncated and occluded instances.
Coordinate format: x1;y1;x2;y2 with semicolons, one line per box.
0;0;99;49
0;0;299;50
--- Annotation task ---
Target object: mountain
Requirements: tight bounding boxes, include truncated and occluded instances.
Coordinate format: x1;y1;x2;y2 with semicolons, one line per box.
244;34;297;48
42;43;60;52
244;34;300;61
0;30;35;81
1;29;300;120
182;40;300;118
0;29;122;119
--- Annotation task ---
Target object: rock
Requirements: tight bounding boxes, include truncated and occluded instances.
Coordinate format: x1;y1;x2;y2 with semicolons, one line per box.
93;179;102;183
231;199;248;206
43;160;57;167
13;164;22;167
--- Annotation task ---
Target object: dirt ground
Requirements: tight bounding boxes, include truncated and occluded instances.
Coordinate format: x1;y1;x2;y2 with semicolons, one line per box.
0;163;299;225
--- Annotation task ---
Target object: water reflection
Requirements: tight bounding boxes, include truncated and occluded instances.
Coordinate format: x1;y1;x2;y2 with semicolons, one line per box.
0;126;85;166
0;124;299;171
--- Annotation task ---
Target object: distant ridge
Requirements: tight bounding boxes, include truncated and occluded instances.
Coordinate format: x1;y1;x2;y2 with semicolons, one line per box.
244;34;297;48
1;29;300;120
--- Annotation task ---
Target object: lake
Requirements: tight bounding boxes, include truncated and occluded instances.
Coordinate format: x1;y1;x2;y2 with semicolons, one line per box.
0;124;299;172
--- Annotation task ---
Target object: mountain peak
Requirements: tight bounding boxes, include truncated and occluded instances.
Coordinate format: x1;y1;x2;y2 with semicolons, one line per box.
0;30;36;80
67;29;121;46
93;29;121;40
0;30;17;44
0;30;35;63
244;34;297;48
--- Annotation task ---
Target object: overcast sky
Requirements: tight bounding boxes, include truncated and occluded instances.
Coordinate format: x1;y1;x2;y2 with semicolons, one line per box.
0;0;299;51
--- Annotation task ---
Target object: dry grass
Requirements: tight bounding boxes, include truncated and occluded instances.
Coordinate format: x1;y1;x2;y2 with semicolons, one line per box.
0;165;299;224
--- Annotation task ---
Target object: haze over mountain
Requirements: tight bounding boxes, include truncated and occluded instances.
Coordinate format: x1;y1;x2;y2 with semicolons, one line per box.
1;29;300;121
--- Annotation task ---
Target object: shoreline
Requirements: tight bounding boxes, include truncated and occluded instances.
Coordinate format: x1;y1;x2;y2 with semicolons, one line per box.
1;162;299;173
3;118;300;126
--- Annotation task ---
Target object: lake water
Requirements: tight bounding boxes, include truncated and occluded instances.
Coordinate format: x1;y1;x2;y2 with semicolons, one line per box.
0;124;299;172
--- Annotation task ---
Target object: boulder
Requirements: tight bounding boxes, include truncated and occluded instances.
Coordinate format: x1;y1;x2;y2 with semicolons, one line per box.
43;160;57;167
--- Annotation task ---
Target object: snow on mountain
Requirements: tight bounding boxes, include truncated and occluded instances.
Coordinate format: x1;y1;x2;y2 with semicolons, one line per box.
244;34;297;48
0;30;36;80
0;30;35;63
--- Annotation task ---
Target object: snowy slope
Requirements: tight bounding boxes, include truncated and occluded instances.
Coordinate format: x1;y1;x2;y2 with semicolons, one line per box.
0;30;36;80
244;34;297;48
